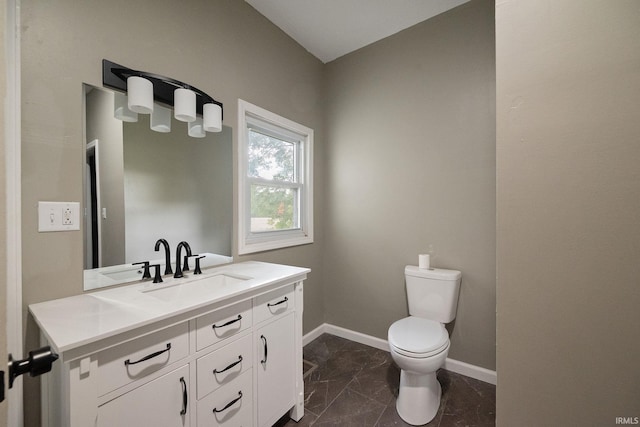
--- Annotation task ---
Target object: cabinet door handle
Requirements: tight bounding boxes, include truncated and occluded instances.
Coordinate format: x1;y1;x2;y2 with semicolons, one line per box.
212;314;242;329
124;343;171;366
179;376;188;416
267;296;288;308
213;355;243;375
260;335;268;365
213;391;242;414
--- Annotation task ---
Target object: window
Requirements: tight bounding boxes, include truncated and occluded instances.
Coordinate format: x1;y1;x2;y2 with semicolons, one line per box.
238;100;313;254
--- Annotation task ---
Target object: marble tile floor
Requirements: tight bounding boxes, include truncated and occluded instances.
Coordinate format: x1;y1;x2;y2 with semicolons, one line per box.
275;333;495;427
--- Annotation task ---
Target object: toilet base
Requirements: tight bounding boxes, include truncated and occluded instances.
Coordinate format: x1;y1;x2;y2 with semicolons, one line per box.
396;370;442;425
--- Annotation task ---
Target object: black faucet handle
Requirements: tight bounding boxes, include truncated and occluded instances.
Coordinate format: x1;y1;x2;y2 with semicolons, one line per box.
132;261;151;280
183;254;200;272
150;264;163;283
194;256;205;275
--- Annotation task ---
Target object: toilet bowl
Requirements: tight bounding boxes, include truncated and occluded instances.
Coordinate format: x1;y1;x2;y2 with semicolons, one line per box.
388;266;461;426
388;316;450;425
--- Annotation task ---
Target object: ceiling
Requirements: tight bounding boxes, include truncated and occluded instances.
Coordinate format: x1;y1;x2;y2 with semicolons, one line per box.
244;0;470;63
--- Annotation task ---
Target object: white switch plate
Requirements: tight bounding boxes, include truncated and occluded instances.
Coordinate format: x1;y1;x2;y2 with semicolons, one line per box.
38;201;80;232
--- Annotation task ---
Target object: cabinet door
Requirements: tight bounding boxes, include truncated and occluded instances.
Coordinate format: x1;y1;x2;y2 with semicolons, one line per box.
256;312;295;427
97;365;190;427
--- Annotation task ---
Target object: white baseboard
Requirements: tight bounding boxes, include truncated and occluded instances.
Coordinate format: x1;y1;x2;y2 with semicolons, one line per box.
303;323;497;386
443;358;497;385
302;323;327;346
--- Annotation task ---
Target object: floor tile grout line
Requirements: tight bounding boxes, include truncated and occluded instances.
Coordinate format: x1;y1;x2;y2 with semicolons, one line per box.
318;378;390;425
344;382;388;406
373;409;385;426
307;377;356;425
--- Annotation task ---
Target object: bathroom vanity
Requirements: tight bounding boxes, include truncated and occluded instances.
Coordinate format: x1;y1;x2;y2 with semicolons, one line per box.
29;261;309;427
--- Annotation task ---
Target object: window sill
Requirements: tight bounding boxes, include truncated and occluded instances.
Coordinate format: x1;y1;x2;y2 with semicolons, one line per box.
238;233;313;255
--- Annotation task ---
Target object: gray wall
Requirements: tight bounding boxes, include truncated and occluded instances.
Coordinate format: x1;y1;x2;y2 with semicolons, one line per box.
21;1;325;425
496;0;640;424
324;0;496;370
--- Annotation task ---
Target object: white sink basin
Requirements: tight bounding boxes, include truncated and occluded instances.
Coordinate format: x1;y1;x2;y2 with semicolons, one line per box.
142;273;249;302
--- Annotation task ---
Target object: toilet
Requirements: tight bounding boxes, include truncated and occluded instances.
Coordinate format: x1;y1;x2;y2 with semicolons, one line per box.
388;266;461;425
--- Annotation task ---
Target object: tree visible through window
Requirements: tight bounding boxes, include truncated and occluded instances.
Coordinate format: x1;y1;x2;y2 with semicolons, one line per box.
248;129;298;232
238;100;313;254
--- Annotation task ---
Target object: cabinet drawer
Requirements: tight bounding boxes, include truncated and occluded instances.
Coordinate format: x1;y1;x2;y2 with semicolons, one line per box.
196;300;252;351
196;334;252;399
253;285;294;325
97;323;189;396
197;369;253;427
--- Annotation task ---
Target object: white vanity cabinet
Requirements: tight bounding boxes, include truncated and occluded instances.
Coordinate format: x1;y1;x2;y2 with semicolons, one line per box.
30;262;309;427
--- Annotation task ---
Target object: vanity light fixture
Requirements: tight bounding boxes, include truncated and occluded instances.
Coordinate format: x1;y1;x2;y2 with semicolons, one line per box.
203;103;222;133
102;59;223;136
174;88;197;123
113;92;138;122
188;117;206;138
127;76;154;114
150;104;172;133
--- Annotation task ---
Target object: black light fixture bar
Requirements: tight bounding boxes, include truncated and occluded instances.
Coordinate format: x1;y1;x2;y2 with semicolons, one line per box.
102;59;223;119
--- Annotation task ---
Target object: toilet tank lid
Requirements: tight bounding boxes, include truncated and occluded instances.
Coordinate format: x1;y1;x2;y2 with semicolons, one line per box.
405;265;461;280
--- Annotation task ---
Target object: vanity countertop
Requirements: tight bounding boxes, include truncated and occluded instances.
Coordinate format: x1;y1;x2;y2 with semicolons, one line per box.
29;261;309;360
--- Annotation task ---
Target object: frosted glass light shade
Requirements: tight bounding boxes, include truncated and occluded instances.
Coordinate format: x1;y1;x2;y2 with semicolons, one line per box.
203;103;222;133
150;104;171;133
188;117;206;138
127;76;154;114
174;88;196;122
114;92;138;122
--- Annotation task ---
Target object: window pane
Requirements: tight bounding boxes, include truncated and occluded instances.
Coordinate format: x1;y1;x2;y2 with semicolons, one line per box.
250;185;298;232
248;130;295;182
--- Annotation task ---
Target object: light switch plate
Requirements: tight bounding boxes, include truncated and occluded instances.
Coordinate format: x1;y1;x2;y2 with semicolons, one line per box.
38;201;80;232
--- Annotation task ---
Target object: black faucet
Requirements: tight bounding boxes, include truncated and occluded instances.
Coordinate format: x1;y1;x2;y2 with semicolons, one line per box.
174;241;192;278
154;239;173;275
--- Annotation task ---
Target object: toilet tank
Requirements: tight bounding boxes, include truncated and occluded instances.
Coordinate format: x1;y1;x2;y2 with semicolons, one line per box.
405;266;462;323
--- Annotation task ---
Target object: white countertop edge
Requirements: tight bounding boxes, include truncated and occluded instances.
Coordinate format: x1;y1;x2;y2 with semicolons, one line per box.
29;261;309;358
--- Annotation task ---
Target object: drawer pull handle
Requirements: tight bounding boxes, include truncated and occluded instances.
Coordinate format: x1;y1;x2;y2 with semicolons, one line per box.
179;376;188;416
267;296;288;308
260;335;268;365
213;391;243;414
124;343;171;366
212;315;242;329
213;355;243;375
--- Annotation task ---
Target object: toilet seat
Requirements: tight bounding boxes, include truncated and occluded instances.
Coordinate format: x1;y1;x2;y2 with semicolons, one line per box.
389;316;449;358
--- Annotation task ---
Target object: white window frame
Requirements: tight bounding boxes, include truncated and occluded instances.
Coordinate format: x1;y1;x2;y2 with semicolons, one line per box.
238;99;313;254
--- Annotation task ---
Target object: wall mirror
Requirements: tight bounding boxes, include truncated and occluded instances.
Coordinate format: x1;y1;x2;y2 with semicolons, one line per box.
83;84;233;290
